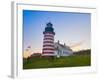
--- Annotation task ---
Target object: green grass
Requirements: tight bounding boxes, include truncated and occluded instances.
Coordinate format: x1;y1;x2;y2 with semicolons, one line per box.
23;54;91;69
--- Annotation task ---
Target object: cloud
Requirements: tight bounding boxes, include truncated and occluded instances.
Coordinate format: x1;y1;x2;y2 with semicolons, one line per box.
70;41;84;48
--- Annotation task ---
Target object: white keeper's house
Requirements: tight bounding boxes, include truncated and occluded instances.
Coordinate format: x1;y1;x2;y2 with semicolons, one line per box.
54;41;73;58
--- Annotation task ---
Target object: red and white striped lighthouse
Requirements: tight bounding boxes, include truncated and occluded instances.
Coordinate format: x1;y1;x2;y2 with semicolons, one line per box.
42;22;55;56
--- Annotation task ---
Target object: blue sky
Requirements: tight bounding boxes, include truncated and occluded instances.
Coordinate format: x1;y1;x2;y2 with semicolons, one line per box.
23;10;91;57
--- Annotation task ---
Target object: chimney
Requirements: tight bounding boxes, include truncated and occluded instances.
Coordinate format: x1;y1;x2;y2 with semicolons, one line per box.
64;43;66;46
58;40;60;44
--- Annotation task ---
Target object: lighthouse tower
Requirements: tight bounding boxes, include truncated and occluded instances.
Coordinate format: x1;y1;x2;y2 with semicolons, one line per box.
42;22;55;56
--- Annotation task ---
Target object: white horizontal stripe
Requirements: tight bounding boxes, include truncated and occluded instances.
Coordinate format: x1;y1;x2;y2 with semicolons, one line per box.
43;39;54;42
44;39;54;41
43;43;54;45
44;36;54;39
44;33;54;36
44;34;54;36
43;50;54;52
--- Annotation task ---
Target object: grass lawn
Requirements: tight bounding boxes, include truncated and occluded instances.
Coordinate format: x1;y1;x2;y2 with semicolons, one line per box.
23;54;91;69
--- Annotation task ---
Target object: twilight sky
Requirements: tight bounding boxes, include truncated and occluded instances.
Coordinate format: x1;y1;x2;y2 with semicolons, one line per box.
23;10;91;57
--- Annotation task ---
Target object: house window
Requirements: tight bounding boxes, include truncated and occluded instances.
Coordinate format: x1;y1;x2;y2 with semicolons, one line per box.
63;51;67;54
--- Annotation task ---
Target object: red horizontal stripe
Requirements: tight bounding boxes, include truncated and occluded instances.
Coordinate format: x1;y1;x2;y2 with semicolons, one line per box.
43;41;54;43
43;52;54;54
44;35;54;38
43;46;54;48
43;32;55;35
43;45;54;47
43;49;54;51
44;38;54;40
43;48;55;50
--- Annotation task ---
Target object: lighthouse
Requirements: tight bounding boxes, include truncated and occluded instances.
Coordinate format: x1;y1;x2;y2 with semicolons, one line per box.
42;22;55;56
